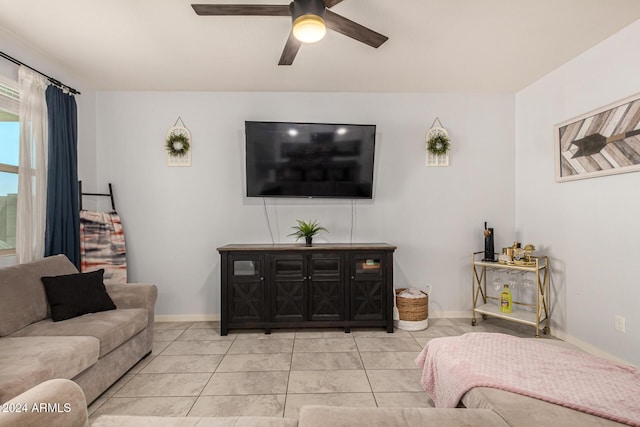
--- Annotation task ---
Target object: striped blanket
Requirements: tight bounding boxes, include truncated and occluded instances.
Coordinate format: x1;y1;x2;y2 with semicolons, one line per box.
415;333;640;426
79;210;127;284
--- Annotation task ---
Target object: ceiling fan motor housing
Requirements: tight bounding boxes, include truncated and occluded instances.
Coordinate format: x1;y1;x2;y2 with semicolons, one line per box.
291;0;327;43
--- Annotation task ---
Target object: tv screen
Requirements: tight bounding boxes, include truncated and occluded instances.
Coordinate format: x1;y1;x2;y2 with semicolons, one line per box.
245;121;376;199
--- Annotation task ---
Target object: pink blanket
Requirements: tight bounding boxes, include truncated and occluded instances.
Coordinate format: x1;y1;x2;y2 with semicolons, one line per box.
415;333;640;426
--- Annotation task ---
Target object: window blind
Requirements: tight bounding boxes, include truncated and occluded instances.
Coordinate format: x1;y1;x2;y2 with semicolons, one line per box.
0;80;19;118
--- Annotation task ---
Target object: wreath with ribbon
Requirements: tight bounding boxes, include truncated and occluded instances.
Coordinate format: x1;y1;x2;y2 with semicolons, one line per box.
426;117;450;157
426;132;450;156
166;132;190;157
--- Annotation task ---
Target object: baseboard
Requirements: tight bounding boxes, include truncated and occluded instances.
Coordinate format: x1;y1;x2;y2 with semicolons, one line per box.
155;312;469;322
155;314;221;322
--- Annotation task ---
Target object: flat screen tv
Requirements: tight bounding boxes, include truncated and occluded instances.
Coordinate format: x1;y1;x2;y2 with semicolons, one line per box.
245;121;376;199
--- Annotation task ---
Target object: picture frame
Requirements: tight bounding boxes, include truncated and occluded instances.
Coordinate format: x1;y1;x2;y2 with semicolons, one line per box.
166;121;192;167
426;122;450;167
554;92;640;182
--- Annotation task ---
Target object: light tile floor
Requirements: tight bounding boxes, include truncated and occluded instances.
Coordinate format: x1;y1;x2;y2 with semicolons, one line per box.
88;317;556;421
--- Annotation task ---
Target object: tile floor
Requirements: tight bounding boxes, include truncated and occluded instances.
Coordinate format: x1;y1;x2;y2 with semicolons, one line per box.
88;317;554;421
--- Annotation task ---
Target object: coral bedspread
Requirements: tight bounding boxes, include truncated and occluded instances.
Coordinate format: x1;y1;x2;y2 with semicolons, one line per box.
415;333;640;426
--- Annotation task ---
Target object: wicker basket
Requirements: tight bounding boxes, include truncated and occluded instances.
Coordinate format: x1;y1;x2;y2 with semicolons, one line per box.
395;288;428;321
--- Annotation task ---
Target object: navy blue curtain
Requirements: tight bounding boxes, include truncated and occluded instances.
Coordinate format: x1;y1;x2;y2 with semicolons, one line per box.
44;86;80;268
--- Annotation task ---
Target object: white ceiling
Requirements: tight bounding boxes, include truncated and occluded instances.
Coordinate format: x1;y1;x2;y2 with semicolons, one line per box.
1;1;640;92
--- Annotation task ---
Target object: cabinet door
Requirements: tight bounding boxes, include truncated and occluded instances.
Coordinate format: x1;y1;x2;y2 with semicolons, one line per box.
308;254;344;321
228;255;266;324
350;253;385;321
271;254;305;322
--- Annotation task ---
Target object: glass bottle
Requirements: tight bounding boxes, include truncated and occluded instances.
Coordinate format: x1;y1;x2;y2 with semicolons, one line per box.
500;284;513;314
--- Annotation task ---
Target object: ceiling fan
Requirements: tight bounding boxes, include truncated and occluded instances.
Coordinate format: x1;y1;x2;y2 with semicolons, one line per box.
191;0;388;65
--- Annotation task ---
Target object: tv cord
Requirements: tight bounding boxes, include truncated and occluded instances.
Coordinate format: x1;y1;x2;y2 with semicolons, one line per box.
263;198;275;244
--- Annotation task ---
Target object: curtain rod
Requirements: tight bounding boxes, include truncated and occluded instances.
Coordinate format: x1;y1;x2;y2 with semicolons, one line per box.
0;51;81;95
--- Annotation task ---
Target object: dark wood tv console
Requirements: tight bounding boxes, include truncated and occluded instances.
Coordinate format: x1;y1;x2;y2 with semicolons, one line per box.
217;243;396;335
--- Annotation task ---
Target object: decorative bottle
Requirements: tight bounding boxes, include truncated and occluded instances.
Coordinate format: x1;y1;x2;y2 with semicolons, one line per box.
500;284;513;314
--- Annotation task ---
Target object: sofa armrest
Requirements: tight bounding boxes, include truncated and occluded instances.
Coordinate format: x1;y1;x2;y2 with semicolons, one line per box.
0;379;88;427
298;406;509;427
105;283;158;312
106;283;158;349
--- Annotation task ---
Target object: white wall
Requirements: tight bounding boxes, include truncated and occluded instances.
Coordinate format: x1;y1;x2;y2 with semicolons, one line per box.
515;20;640;365
96;92;515;319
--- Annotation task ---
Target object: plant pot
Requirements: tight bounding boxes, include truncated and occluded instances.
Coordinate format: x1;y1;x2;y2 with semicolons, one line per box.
305;236;312;247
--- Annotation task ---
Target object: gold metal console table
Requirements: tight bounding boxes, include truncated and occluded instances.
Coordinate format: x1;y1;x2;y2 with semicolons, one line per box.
471;252;550;337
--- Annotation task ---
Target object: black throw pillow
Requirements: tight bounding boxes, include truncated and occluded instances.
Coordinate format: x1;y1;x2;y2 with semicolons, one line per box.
41;269;116;322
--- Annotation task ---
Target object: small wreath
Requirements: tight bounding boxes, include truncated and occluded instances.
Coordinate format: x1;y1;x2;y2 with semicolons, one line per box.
426;132;450;156
166;133;190;157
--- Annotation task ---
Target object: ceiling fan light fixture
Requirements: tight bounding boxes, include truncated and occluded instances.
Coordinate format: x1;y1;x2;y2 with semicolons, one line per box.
293;14;326;43
290;0;327;44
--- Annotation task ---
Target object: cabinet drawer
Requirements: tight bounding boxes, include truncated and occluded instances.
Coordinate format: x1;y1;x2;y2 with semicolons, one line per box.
310;255;341;277
273;256;304;277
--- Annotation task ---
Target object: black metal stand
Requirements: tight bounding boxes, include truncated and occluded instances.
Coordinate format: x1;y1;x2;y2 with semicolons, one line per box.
483;227;495;262
79;181;116;211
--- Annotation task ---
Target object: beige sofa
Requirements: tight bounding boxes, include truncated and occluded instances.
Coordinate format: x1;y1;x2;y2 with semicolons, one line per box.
461;387;627;427
0;255;157;405
91;401;627;427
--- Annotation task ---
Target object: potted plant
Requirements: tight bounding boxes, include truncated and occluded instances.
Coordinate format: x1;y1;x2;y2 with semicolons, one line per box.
288;219;328;246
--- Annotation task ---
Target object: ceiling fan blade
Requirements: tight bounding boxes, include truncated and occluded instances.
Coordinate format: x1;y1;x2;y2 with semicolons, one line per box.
325;10;388;48
191;4;290;16
278;32;302;65
324;0;344;7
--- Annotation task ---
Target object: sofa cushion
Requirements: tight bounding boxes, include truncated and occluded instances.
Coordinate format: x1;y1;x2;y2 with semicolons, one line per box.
92;415;298;427
462;387;627;427
298;405;510;427
0;336;99;403
10;308;148;357
0;255;78;336
41;269;116;321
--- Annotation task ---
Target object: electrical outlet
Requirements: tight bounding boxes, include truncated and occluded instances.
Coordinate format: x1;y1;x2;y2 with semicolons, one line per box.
614;315;626;333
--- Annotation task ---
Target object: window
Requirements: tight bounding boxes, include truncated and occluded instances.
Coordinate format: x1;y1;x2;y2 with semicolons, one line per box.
0;80;19;256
